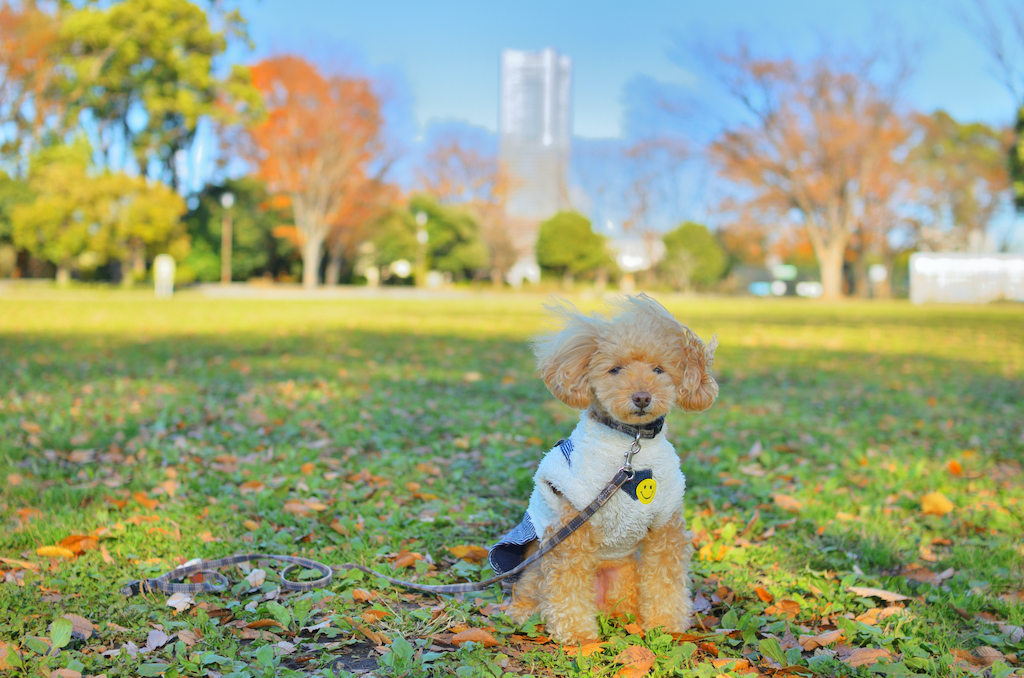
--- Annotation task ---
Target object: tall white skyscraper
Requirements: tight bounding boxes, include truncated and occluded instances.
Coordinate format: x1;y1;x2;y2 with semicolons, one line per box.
499;48;572;283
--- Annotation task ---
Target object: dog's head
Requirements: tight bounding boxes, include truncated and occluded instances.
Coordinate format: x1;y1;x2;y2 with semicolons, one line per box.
532;294;718;425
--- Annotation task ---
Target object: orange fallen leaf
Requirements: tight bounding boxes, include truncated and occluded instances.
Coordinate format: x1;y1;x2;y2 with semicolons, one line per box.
404;481;422;492
624;622;644;637
36;545;76;559
921;492;953;516
565;642;608;656
855;606;906;625
247;619;287;630
16;507;42;522
200;531;216;543
391;550;423;569
800;629;843;650
773;494;803;512
300;463;315;475
59;535;97;555
105;495;127;509
352;588;375;602
614;645;656;678
242;519;260;531
7;473;22;486
754;586;774;603
946;460;963;476
329;520;348;536
134;492;159;510
844;647;891;667
450;628;500;647
159;480;179;498
764;599;801;618
710;657;751;670
0;556;39;571
449;545;489;563
239;480;265;494
20;421;42;434
361;609;393;623
100;545;113;564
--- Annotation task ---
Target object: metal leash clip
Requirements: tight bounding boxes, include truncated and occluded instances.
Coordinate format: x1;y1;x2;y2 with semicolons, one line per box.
620;429;642;478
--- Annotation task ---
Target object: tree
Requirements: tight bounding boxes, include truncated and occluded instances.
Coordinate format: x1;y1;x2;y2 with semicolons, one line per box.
0;0;62;161
11;141;187;285
910;110;1011;251
659;222;727;291
536;211;610;286
963;0;1024;211
182;177;296;283
56;0;258;186
416;126;518;285
710;46;910;299
248;56;387;289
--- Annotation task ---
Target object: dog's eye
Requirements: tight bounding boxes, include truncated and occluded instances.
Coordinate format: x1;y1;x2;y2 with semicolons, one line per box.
653;367;664;374
609;367;621;375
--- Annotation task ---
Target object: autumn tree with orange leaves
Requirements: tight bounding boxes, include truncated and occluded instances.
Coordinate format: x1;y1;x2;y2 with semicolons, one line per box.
416;129;518;285
249;56;387;288
711;47;911;299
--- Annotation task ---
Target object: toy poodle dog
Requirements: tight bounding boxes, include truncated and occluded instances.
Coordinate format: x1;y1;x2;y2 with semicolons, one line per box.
488;294;718;644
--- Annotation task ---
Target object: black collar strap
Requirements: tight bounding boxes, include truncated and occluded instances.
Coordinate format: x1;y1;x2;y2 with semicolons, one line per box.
595;414;665;439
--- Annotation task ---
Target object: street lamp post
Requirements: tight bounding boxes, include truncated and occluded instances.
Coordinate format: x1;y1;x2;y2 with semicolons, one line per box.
415;211;428;288
220;192;235;285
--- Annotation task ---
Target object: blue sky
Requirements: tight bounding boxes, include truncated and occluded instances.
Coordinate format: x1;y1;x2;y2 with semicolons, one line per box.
237;0;1018;139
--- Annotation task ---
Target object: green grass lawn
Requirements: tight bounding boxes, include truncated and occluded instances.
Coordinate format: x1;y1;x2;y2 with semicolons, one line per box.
0;289;1022;678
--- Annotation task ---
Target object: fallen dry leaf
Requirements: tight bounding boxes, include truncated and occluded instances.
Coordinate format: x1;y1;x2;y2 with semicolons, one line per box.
361;609;393;623
773;494;803;512
247;619;287;631
100;545;113;564
764;599;801;618
245;569;266;588
239;480;265;494
7;473;22;486
0;641;10;671
921;492;953;516
449;545;489;563
61;614;93;640
242;519;260;531
104;495;127;509
848;586;909;602
844;647;892;667
391;550;424;569
352;588;375;602
800;629;842;650
0;556;39;571
855;606;906;625
133;492;159;510
755;586;774;603
178;629;202;646
450;628;499;647
36;545;75;559
300;462;315;475
710;657;751;670
166;592;195;612
614;645;656;678
49;669;81;678
565;641;609;657
947;460;963;476
624;622;644;637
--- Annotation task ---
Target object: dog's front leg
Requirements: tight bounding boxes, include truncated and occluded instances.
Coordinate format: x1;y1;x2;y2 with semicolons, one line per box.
638;509;694;633
538;504;602;644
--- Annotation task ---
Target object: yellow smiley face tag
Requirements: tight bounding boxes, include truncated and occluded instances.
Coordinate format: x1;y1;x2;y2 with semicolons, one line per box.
636;478;657;505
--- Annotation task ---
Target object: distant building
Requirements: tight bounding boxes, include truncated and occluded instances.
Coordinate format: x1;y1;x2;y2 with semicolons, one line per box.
499;48;572;285
910;253;1024;303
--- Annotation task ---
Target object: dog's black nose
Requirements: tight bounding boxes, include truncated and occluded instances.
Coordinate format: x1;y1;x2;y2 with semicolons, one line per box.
632;392;652;409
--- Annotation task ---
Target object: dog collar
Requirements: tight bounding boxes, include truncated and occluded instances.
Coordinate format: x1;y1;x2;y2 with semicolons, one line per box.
594;414;665;439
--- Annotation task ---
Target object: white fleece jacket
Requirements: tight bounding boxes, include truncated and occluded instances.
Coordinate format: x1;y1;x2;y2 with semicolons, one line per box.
525;412;686;561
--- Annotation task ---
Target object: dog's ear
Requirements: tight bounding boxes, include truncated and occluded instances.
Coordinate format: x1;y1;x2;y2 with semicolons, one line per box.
673;329;719;412
532;303;600;410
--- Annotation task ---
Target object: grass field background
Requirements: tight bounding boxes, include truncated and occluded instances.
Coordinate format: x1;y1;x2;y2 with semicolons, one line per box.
0;289;1022;677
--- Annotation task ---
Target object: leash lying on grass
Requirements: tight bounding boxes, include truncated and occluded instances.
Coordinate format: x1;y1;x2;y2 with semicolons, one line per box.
124;435;644;597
